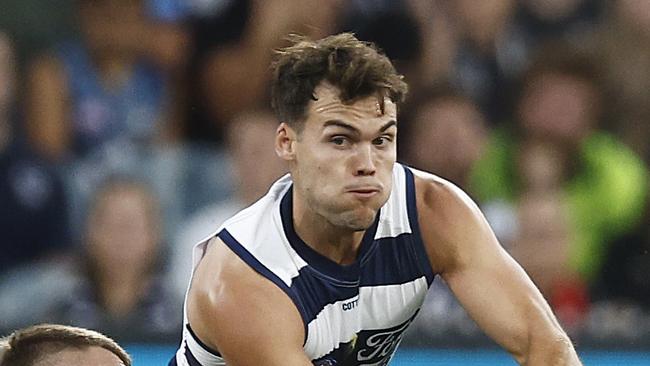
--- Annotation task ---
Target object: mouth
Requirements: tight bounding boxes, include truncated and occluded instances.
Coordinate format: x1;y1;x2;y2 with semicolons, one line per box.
346;185;382;199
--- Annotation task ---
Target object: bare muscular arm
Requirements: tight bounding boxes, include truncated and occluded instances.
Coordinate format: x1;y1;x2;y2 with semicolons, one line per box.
187;237;312;366
413;172;581;365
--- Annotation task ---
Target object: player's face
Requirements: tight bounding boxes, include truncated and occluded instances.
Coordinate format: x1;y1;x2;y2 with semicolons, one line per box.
283;82;397;231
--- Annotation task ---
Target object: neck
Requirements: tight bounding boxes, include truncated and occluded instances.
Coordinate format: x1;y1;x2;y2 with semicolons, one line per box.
238;185;264;206
292;190;367;265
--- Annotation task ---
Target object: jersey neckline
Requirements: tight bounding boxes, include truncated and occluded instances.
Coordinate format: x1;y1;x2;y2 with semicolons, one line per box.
280;185;380;284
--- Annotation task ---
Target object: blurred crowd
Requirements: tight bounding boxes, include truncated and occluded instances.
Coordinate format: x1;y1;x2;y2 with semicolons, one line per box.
1;0;650;347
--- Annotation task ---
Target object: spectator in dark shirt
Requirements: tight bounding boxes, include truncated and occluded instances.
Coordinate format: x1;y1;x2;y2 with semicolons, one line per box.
0;31;70;274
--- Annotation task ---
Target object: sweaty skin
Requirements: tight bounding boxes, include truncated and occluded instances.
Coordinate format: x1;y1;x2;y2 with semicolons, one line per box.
187;82;581;366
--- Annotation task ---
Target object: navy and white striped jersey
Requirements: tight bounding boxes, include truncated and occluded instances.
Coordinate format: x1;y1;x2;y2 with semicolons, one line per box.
170;163;436;366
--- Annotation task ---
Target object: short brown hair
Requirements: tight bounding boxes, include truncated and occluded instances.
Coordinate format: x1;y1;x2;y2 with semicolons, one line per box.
271;33;408;127
0;324;131;366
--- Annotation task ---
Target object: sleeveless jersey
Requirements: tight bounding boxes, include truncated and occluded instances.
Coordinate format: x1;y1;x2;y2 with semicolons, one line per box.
170;163;436;366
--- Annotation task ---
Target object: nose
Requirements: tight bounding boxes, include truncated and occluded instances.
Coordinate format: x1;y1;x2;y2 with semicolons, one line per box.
354;144;376;176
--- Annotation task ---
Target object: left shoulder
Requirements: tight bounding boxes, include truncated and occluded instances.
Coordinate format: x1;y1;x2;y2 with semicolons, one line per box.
410;168;483;224
408;167;495;274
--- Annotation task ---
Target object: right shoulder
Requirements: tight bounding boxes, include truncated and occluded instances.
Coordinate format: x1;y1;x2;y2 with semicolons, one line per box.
186;236;309;365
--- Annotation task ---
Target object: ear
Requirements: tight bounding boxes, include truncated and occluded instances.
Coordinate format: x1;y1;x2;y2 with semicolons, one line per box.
275;122;297;161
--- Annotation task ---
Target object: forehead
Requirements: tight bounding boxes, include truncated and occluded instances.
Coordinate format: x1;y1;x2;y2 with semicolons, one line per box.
306;83;397;126
37;346;125;366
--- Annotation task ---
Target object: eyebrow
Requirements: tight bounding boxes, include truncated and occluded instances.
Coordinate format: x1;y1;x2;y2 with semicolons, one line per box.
323;120;397;134
380;120;397;132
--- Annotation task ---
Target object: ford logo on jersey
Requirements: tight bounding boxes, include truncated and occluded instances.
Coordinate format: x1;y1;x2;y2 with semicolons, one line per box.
312;312;417;366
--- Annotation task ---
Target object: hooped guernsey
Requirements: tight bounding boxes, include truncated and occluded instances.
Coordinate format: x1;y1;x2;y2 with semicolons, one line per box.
170;163;436;366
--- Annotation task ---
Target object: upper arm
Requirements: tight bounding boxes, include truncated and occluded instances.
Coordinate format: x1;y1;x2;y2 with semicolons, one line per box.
25;54;70;161
414;174;569;363
187;237;312;366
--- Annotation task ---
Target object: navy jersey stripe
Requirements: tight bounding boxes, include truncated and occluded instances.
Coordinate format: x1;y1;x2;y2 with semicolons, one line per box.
292;267;360;324
185;345;204;366
217;229;309;342
403;165;436;284
294;233;430;323
167;356;177;366
186;324;221;357
359;234;429;287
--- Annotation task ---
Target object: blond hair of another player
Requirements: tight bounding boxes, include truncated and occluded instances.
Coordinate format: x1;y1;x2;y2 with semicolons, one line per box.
0;324;131;366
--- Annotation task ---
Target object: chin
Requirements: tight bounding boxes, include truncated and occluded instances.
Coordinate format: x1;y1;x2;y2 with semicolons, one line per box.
336;208;377;231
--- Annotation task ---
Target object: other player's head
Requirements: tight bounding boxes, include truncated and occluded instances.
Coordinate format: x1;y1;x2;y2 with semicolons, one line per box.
0;323;131;366
271;33;407;231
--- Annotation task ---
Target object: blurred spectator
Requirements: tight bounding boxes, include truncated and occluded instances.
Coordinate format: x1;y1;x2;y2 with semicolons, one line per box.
445;0;604;126
46;177;180;342
514;0;604;48
470;44;648;323
0;31;15;119
0;32;71;274
595;0;650;165
23;0;184;163
445;0;525;123
63;138;233;248
184;0;343;143
0;0;76;73
404;0;458;89
511;139;587;330
400;85;488;192
595;196;650;310
342;1;421;72
316;0;463;99
338;1;457;96
168;109;286;298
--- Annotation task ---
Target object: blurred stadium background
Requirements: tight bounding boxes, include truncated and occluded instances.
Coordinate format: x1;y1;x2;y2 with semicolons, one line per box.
1;0;650;364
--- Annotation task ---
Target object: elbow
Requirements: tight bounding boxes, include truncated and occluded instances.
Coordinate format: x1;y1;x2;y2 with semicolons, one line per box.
523;333;580;366
547;335;578;362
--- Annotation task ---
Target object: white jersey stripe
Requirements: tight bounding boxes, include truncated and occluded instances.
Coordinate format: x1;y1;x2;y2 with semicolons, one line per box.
304;276;429;359
184;327;226;366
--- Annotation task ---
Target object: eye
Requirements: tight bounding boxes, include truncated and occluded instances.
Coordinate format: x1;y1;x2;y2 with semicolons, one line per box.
331;136;349;146
373;136;392;146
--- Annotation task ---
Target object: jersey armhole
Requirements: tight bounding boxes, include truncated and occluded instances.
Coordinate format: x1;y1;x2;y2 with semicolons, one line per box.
216;229;310;345
180;323;225;365
187;323;222;356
